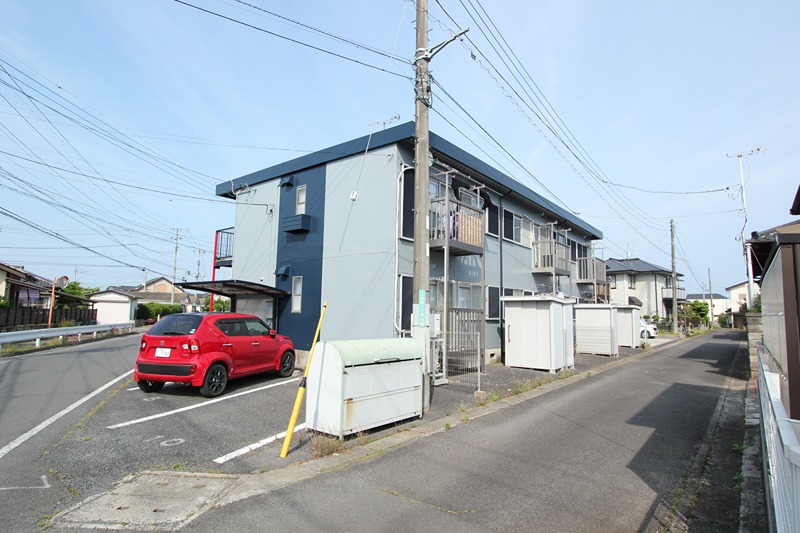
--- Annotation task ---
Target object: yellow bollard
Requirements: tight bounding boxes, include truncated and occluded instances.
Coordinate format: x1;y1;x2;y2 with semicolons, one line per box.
280;301;327;458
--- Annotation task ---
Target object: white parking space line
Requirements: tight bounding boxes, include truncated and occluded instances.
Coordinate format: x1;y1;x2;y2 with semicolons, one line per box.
0;370;133;462
107;377;300;429
0;475;51;491
213;423;306;464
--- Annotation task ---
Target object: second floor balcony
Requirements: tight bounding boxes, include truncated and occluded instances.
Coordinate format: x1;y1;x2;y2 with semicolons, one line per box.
215;227;234;268
429;197;484;256
662;287;687;301
577;256;607;284
532;240;570;276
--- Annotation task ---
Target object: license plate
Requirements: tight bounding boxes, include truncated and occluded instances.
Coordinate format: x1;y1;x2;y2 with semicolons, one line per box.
154;347;171;358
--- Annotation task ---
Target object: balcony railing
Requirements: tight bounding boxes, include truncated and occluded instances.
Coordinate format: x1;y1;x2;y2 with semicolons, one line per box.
215;227;234;267
661;287;687;300
429;198;483;255
532;240;570;276
577;256;607;284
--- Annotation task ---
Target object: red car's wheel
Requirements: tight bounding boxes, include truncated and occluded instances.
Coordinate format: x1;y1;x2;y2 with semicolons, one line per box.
200;363;228;397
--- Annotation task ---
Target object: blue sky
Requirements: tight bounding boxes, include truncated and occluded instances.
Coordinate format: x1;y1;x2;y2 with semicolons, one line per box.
0;0;797;298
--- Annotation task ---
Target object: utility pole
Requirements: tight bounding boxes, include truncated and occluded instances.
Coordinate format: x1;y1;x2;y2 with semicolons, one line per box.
671;219;678;334
195;249;202;281
171;228;181;305
708;268;714;325
715;147;763;308
413;0;467;411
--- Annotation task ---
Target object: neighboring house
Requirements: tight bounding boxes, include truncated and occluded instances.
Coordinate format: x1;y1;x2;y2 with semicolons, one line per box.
89;289;138;324
605;258;685;319
724;280;760;313
0;262;52;307
109;277;204;313
196;122;605;373
686;292;730;321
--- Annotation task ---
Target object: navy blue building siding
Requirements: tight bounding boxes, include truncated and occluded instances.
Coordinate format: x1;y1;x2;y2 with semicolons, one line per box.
274;166;325;350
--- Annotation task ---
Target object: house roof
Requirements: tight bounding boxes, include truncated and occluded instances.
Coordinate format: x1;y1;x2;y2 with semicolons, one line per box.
686;293;728;300
0;261;27;279
89;288;138;299
216;121;602;240
605;257;681;276
724;280;749;291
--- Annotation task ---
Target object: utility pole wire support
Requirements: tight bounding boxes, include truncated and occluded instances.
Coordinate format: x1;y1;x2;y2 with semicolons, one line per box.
713;147;763;307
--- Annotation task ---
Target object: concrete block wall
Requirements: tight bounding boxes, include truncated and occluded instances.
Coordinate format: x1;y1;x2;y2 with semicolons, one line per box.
745;313;762;380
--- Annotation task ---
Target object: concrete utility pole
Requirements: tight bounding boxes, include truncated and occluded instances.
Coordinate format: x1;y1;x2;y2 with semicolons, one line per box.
413;0;467;411
708;268;714;324
171;228;181;305
716;147;763;308
671;219;678;334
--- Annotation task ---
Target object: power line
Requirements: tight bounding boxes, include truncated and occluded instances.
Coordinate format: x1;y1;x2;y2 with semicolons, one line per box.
173;0;412;80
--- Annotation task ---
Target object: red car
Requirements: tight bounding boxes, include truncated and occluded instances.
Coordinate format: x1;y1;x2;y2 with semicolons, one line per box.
134;312;295;397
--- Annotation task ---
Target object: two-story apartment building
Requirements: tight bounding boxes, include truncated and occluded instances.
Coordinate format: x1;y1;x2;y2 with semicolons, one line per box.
606;258;684;319
195;122;605;384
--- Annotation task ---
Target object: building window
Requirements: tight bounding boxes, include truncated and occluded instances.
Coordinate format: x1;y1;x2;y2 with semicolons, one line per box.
291;276;302;313
401;172;414;239
628;275;636;289
502;209;531;246
487;286;500;320
400;275;412;331
486;204;499;236
609;274;616;289
295;185;307;215
665;275;672;288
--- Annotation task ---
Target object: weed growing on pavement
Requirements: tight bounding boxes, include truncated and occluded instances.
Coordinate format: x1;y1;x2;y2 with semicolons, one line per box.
355;432;370;446
734;471;744;492
444;422;451;430
732;443;747;455
309;434;345;458
557;369;576;380
458;401;469;413
475;390;502;407
37;508;61;529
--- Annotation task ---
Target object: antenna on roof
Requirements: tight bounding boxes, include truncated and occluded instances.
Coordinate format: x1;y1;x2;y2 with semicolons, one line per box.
370;114;400;130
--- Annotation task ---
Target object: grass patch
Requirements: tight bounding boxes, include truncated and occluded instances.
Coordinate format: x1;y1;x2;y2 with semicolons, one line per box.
444;422;451;430
475;390;503;407
557;368;576;380
309;434;345;458
732;443;747;455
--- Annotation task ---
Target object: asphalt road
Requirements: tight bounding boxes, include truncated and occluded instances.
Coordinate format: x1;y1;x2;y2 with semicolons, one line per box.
182;332;745;532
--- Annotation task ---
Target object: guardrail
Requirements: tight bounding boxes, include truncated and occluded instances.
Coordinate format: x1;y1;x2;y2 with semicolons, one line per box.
759;344;800;532
0;322;135;353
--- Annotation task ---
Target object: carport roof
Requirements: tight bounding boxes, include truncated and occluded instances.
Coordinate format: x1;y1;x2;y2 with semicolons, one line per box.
176;280;288;298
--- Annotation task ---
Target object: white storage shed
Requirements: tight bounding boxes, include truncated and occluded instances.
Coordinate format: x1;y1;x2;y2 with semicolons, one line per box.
502;295;575;372
616;305;642;348
574;304;620;356
305;338;423;438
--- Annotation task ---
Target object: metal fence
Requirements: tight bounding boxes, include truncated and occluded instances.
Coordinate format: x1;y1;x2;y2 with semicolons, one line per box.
434;308;481;390
0;306;97;332
759;344;800;532
0;322;135;353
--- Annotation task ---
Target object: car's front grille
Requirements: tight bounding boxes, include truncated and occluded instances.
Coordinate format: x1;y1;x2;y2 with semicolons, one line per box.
138;363;193;376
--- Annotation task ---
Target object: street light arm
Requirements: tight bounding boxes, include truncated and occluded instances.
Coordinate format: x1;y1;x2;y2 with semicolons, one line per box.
417;28;469;61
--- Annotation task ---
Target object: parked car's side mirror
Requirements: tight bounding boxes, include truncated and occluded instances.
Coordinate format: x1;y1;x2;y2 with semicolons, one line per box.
269;329;277;338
